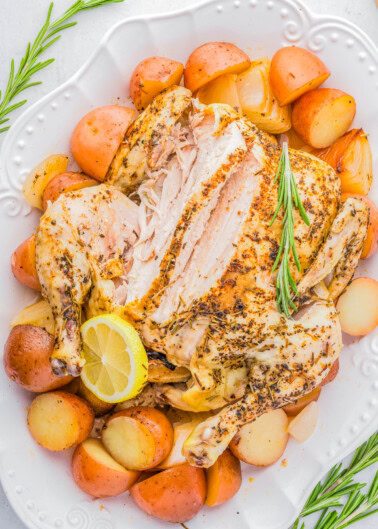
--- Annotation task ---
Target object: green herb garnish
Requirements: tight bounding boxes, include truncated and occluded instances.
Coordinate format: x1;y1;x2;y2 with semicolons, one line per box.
292;432;378;529
0;0;125;134
270;141;310;317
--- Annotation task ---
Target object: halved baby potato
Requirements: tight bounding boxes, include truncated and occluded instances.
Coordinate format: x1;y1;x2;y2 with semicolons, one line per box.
42;172;97;211
184;42;250;93
336;278;378;336
72;438;140;497
206;449;241;507
23;154;68;209
130;56;184;111
27;391;94;451
130;463;206;523
283;387;321;417
270;46;330;106
196;73;241;112
11;298;55;335
292;88;356;148
102;406;173;470
230;409;289;466
4;325;72;392
288;401;319;443
77;379;115;417
11;235;40;291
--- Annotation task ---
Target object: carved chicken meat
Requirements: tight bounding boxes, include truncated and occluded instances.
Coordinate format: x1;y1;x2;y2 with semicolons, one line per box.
36;86;369;466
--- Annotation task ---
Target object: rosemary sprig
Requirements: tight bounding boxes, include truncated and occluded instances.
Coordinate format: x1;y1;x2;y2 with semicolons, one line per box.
292;432;378;529
0;0;125;133
270;142;310;317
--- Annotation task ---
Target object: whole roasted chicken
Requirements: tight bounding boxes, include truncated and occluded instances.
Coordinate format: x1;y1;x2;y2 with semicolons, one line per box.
36;86;369;467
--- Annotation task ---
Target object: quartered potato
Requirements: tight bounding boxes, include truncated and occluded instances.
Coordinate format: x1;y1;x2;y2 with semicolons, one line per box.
196;73;241;112
11;298;54;335
23;154;68;209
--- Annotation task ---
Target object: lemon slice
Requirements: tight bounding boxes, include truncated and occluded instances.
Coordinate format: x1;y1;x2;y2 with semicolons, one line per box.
80;314;148;403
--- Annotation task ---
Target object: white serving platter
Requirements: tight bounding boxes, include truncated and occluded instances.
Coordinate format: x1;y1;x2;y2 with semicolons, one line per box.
0;1;377;528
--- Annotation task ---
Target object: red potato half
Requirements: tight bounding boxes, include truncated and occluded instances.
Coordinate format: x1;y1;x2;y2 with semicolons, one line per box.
42;172;97;211
130;463;206;523
11;235;40;291
283;387;321;417
321;358;340;387
3;324;72;392
27;391;94;451
71;105;135;181
184;42;251;93
102;407;173;470
292;88;356;148
270;46;330;106
230;409;289;466
336;278;378;336
72;438;140;498
288;401;319;443
206;449;242;507
341;194;377;259
130;56;184;111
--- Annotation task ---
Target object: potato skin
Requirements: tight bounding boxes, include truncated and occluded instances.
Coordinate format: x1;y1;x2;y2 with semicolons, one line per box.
184;42;250;93
11;235;41;291
283;387;321;416
130;463;206;523
42;172;97;211
71;105;135;181
130;56;184;111
270;46;330;106
206;449;242;506
72;439;140;498
3;325;72;392
321;359;339;386
77;379;115;417
110;407;173;468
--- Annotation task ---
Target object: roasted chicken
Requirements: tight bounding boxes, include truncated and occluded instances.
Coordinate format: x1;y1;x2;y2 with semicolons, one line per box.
36;86;369;466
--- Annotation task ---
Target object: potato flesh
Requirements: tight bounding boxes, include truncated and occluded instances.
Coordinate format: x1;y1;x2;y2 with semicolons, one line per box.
28;393;79;450
11;299;55;335
336;278;378;336
83;438;127;472
196;73;241;112
102;416;155;470
288;401;319;442
23;154;68;209
230;409;289;466
309;96;356;149
283;387;321;416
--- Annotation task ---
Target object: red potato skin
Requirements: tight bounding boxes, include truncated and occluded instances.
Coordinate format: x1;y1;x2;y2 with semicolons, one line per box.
72;443;140;498
42;172;97;211
321;359;339;386
270;46;330;106
3;325;72;392
292;88;356;147
130;463;206;523
11;235;41;291
110;407;173;467
206;449;242;506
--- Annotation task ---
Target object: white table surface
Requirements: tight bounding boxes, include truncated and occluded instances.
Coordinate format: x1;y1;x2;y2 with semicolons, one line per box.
0;1;377;528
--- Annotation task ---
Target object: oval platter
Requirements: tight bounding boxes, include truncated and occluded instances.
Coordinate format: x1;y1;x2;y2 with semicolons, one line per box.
0;1;377;528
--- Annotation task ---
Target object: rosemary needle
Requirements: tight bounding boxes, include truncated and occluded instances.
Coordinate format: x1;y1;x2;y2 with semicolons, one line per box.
270;142;310;318
0;0;125;134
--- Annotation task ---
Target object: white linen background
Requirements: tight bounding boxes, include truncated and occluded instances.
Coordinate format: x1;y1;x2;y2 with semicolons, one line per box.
0;1;377;528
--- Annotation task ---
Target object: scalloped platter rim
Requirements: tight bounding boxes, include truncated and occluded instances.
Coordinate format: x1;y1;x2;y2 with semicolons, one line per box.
0;1;377;529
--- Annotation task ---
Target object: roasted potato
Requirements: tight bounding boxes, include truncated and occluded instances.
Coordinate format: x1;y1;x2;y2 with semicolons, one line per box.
283;387;321;417
196;73;241;112
292;88;356;148
11;235;40;291
27;391;94;451
130;463;206;523
42;172;97;210
230;409;289;466
288;401;319;443
71;105;135;181
184;42;250;93
336;278;378;336
11;299;54;335
23;154;68;209
77;379;115;417
130;56;184;111
72;438;140;497
4;325;72;392
102;406;173;470
206;449;241;506
270;46;330;106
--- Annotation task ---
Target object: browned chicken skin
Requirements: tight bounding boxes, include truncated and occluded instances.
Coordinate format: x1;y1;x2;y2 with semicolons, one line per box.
36;86;369;465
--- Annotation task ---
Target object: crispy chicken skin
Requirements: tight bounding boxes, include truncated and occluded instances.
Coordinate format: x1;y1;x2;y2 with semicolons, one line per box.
35;88;369;464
